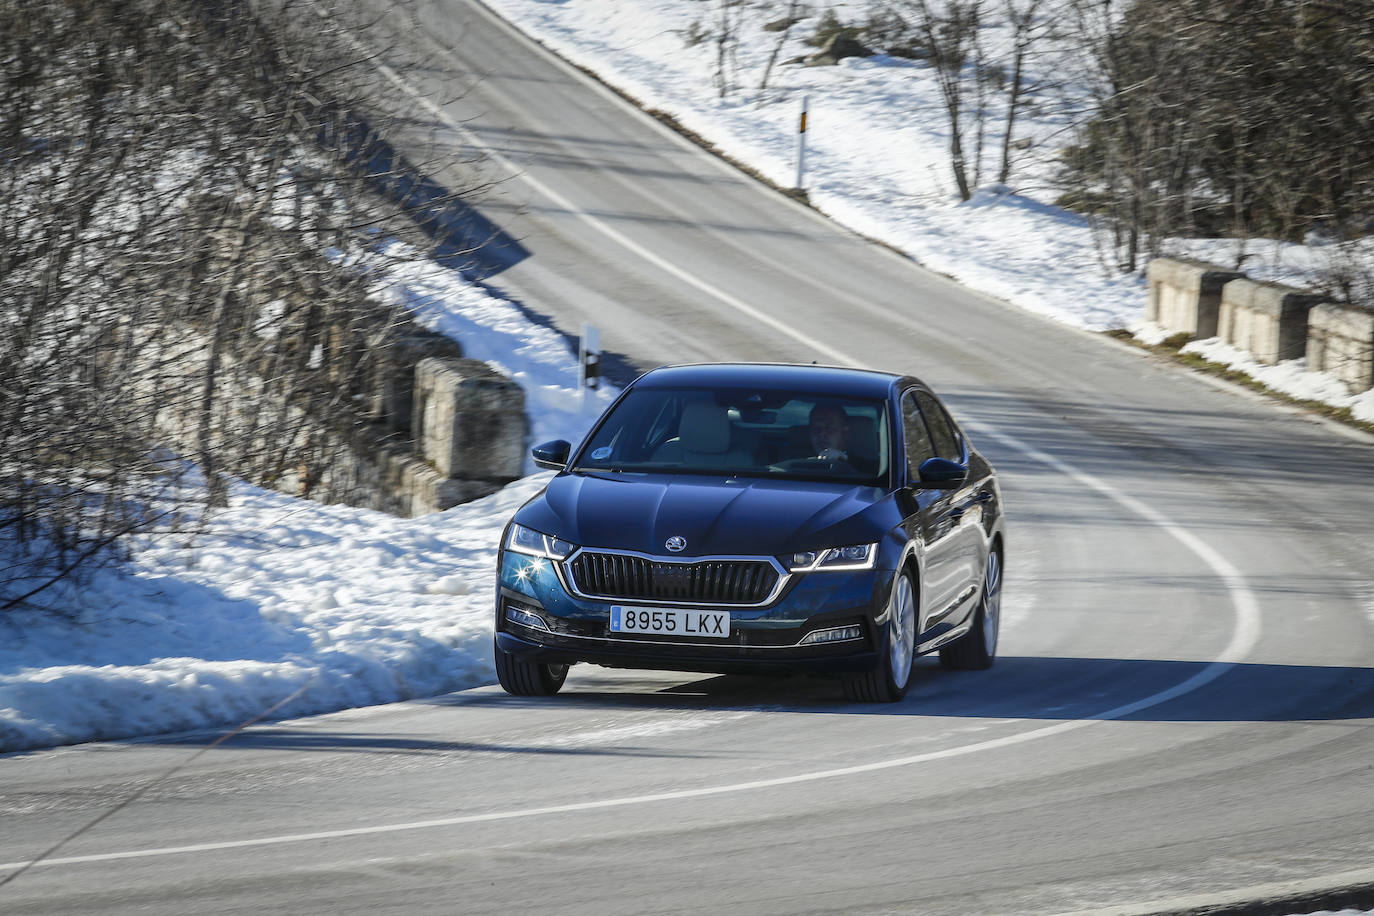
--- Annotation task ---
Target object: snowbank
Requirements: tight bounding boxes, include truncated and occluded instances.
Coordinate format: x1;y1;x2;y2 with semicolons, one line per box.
1;269;613;753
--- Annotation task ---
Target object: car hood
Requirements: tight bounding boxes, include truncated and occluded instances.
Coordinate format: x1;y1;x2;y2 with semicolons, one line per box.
517;472;891;557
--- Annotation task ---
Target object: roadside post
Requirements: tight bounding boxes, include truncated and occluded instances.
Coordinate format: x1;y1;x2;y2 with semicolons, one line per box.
579;323;601;411
795;95;809;192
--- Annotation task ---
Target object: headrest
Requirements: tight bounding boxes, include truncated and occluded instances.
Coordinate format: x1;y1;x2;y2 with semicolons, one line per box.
847;415;877;460
679;401;731;454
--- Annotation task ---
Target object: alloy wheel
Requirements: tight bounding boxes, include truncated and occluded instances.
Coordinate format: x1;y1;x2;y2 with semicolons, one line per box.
889;573;916;688
982;550;1001;657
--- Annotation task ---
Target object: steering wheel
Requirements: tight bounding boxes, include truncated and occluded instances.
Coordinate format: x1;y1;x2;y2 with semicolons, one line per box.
769;456;850;472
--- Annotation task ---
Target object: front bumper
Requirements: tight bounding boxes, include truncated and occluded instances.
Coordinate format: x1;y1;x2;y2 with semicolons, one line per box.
495;550;895;676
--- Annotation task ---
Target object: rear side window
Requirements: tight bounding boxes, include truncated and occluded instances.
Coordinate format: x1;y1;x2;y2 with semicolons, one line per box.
914;391;962;461
900;391;936;475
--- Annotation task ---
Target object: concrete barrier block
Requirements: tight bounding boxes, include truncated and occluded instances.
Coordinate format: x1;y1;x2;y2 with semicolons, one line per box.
1307;303;1374;392
413;357;526;481
395;458;504;515
1146;258;1245;339
1218;278;1323;364
368;329;465;432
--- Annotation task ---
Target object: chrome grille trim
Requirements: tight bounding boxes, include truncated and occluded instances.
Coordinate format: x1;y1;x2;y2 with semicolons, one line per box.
524;629;862;649
561;549;789;607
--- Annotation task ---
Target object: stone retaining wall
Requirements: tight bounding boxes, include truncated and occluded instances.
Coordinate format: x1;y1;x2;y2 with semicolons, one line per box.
131;320;526;517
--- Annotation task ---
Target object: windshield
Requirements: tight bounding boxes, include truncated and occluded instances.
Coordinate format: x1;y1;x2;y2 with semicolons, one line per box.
572;386;890;485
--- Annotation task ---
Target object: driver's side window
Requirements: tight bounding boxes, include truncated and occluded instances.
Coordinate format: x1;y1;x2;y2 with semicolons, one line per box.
900;391;935;478
915;390;962;461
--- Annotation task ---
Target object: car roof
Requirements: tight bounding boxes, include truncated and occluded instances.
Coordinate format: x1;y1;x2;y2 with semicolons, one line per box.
633;363;905;398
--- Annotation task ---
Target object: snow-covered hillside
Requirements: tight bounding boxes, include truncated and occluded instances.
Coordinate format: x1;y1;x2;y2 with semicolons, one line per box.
478;0;1374;423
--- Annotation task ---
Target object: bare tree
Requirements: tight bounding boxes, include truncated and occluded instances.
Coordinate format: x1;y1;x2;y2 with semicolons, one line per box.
900;0;986;201
713;0;747;98
996;0;1047;184
0;0;489;609
861;0;995;201
1060;0;1374;277
757;0;806;97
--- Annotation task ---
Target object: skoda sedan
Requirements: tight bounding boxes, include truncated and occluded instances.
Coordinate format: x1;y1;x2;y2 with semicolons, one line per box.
493;363;1003;702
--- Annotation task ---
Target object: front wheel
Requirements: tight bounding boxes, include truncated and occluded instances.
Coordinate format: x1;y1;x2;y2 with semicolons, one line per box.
939;547;1001;671
494;638;569;696
843;570;917;703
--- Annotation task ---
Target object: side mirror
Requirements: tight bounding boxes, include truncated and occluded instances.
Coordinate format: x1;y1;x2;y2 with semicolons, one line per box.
531;439;571;471
916;456;967;488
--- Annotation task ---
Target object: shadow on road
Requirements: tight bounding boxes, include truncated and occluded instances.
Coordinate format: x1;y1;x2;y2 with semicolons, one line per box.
113;657;1372;760
432;656;1374;724
342;120;528;282
149;726;709;759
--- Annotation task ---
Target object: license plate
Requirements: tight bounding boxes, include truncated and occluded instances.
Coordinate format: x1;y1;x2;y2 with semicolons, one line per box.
609;606;730;638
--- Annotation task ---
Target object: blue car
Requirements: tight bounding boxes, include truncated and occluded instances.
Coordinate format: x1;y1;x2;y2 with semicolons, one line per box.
493;363;1004;702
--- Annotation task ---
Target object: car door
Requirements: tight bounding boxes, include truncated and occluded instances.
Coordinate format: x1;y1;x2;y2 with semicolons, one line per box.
897;389;967;643
914;389;987;627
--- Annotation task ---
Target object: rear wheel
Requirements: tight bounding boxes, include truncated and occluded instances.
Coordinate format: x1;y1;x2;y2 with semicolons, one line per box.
939;546;1001;671
494;638;569;696
843;570;917;703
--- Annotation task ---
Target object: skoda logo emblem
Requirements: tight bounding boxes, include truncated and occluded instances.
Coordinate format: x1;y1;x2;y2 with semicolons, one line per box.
665;535;687;553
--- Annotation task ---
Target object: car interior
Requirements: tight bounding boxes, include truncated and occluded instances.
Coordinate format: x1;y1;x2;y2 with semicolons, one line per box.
580;390;888;481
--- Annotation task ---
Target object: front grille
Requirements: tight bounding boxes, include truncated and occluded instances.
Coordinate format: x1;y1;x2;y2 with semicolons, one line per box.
567;552;780;606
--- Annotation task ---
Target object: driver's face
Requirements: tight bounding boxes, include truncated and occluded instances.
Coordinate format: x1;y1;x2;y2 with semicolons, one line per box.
809;407;848;452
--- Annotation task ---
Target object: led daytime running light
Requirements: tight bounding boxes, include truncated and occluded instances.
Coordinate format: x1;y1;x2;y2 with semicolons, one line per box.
506;523;576;560
788;543;877;572
505;604;550;631
800;624;863;645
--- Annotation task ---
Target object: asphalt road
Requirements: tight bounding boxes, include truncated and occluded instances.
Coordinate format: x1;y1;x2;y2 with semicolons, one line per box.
3;2;1374;913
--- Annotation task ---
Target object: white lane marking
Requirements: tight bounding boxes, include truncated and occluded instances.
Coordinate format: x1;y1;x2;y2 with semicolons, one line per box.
544;711;751;747
973;426;1263;674
0;5;1262;877
341;22;854;369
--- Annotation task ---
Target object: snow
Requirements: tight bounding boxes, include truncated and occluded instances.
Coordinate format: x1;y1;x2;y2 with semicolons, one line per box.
0;268;611;755
4;0;1371;755
1133;320;1374;422
1180;337;1374;424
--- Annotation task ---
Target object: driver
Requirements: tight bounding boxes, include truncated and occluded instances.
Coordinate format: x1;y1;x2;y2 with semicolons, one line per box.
808;403;851;461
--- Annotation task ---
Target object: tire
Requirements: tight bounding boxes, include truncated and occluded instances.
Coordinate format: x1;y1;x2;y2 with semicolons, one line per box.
843;569;918;703
494;638;569;696
939;546;1001;671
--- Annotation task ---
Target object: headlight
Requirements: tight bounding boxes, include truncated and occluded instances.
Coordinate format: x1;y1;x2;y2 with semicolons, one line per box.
785;543;877;572
506;523;577;560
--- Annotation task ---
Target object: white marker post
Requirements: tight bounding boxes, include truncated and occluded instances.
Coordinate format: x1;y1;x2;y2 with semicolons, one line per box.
795;95;809;192
578;323;601;411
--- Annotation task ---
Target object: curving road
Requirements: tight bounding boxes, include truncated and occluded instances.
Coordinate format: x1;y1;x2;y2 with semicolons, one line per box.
3;2;1374;913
